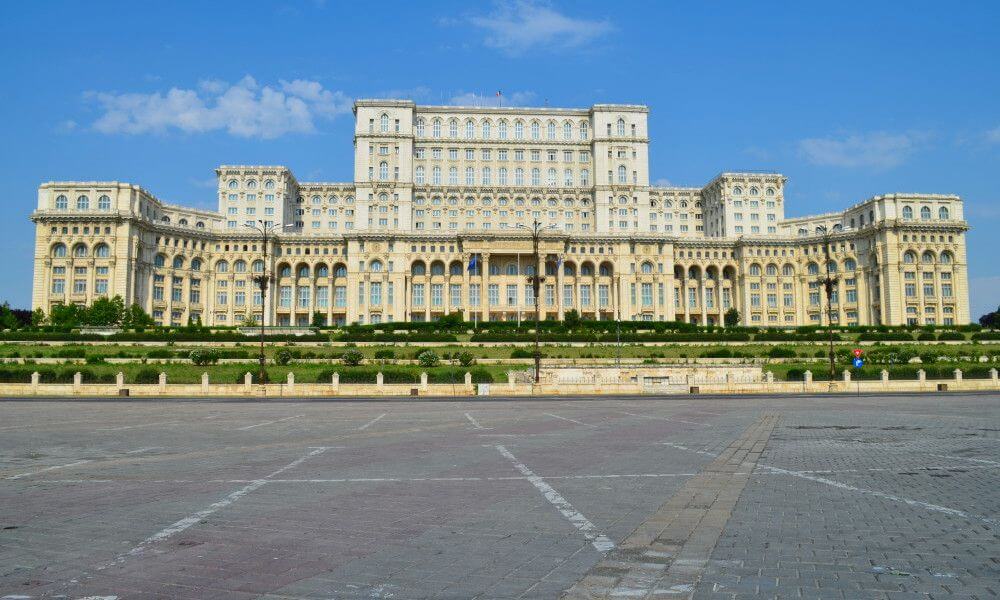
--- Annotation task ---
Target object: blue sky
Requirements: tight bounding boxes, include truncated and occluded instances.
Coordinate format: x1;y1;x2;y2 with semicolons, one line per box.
1;0;998;317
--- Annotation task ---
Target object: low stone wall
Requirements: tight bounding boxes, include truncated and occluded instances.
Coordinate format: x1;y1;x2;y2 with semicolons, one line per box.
1;367;998;398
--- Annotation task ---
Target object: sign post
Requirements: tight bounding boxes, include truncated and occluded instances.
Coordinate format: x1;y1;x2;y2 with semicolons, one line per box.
852;349;864;396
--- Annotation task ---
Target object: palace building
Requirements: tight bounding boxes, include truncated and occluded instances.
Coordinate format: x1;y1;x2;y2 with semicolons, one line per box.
30;100;970;327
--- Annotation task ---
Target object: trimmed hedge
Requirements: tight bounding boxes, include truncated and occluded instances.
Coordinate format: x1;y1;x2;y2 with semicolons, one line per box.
313;367;494;384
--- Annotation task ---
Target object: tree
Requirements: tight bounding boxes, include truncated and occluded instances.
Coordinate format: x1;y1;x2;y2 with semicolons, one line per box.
979;306;1000;328
311;311;326;327
563;309;581;330
242;314;258;327
31;307;46;327
724;308;741;328
0;303;20;330
437;311;464;329
83;296;125;326
274;349;293;365
121;303;155;329
457;351;475;367
49;303;84;328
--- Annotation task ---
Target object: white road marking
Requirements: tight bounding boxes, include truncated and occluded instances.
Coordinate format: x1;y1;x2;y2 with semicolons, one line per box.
660;442;1000;526
357;413;387;431
464;412;490;430
620;411;707;426
125;447;162;455
930;454;1000;466
760;464;1000;526
495;444;615;552
94;421;177;432
544;412;594;427
5;459;92;480
235;415;303;431
28;472;710;485
99;447;330;569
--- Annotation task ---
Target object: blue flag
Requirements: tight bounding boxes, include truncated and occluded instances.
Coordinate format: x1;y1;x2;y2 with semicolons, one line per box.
468;254;478;272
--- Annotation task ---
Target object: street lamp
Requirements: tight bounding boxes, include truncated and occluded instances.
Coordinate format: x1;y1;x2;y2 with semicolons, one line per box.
815;225;839;384
517;220;557;384
246;220;284;385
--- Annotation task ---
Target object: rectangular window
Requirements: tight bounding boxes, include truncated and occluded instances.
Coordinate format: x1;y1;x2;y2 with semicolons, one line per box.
235;291;246;306
688;288;697;308
52;279;65;294
783;294;793;307
766;293;777;308
469;283;481;307
846;289;857;303
95;279;108;295
450;284;462;307
358;282;365;306
334;285;347;307
641;283;653;307
599;284;609;307
488;284;500;306
370;282;382;306
316;287;329;308
412;283;425;307
564;284;574;306
506;284;518;306
545;285;555;307
431;283;443;307
279;286;291;308
705;288;714;309
217;291;228;306
524;284;534;306
580;284;592;307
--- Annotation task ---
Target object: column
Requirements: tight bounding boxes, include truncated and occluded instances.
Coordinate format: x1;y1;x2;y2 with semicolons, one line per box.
481;253;490;322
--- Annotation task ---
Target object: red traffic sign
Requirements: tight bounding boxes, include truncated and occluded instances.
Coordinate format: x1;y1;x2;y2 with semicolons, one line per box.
853;348;863;358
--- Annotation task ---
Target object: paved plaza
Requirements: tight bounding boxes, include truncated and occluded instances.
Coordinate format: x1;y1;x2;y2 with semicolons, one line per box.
0;393;998;599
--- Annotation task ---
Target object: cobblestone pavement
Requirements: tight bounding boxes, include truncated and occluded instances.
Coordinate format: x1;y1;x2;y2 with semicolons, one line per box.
0;393;997;599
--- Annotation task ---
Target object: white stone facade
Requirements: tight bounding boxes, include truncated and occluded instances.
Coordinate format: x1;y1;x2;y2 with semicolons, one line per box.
30;100;970;327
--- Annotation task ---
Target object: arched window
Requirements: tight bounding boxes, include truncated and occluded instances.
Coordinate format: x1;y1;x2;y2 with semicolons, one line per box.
279;264;291;277
369;260;383;273
616;118;625;136
902;206;913;219
506;263;518;275
749;264;762;276
782;264;794;276
599;263;611;276
415;166;425;184
334;264;347;277
154;254;166;267
316;264;329;277
617;165;627;183
498;120;507;139
844;258;857;271
264;180;275;189
228;180;238;189
563;121;572;140
920;206;931;220
95;244;110;258
940;251;953;264
380;113;389;133
432;118;441;138
411;261;426;276
580;169;589;185
766;264;778;276
196;222;205;229
826;261;838;273
903;251;916;264
580;121;589;140
733;186;743;195
98;195;111;210
922;250;935;264
450;262;463;276
172;256;184;269
216;260;229;273
178;218;188;226
546;121;556;139
251;260;263;272
531;121;540;140
465;120;475;139
72;243;88;257
939;206;949;220
482;120;491;138
448;119;458;138
191;258;203;271
432;166;441;184
431;261;445;276
76;195;89;210
52;243;67;257
379;162;388;180
415;118;425;137
234;260;247;273
807;262;819;275
750;187;759;196
641;261;653;274
297;265;310;278
514;120;524;139
54;194;68;210
482;167;491;185
246;180;257;189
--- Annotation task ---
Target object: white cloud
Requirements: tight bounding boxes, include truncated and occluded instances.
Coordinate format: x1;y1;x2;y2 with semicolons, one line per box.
448;90;536;107
87;76;351;139
467;1;613;55
653;178;673;187
798;131;924;169
986;126;1000;144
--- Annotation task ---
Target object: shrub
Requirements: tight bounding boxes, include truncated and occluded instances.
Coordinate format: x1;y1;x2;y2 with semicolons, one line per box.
936;331;965;341
133;368;160;384
457;351;475;367
417;350;440;368
767;346;797;359
373;349;395;360
274;349;292;365
189;349;219;366
85;354;106;364
510;348;534;359
341;349;364;366
146;349;175;359
916;333;936;341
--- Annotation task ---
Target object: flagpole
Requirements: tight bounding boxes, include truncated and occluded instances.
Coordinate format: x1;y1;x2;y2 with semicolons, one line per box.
517;251;521;326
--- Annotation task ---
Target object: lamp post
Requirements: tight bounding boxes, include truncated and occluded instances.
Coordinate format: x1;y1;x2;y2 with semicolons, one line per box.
816;225;839;384
246;220;283;385
517;220;557;384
